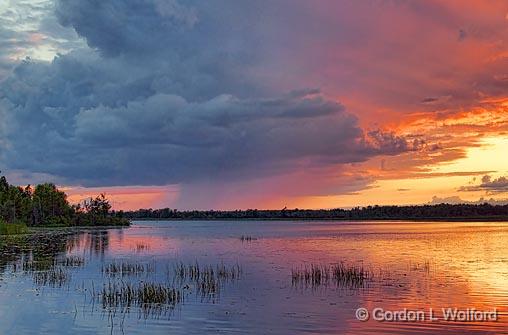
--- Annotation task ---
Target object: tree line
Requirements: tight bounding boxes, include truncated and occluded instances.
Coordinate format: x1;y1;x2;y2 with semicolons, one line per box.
0;173;129;227
122;203;508;221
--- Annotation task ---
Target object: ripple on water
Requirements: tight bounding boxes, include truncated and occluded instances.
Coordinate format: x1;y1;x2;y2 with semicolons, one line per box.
0;220;507;334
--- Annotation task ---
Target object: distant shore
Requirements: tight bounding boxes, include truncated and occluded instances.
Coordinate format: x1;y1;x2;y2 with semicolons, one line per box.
121;203;508;222
128;216;508;222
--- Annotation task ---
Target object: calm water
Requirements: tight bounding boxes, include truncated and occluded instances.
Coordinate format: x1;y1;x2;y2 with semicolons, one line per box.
0;220;507;334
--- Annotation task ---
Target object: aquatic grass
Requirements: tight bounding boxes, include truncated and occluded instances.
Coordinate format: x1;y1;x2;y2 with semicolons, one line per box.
173;262;242;282
172;262;242;298
291;264;331;287
331;262;371;288
102;261;155;277
97;260;243;318
59;255;85;267
292;262;371;288
240;235;257;242
134;242;150;252
98;281;183;311
32;267;70;287
21;257;55;272
20;255;85;273
216;263;242;280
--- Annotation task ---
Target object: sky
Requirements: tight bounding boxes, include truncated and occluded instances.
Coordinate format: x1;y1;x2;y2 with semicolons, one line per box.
1;0;508;210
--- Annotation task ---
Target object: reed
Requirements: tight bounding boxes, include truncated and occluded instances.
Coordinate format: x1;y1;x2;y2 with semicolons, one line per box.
173;262;241;281
99;281;183;309
331;262;370;288
240;235;257;242
102;261;155;276
32;267;70;287
21;258;55;272
59;256;85;267
173;262;242;297
134;243;150;252
292;262;371;288
291;264;331;287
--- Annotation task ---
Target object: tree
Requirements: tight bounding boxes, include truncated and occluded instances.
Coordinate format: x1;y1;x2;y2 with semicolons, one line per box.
82;193;112;225
32;183;73;226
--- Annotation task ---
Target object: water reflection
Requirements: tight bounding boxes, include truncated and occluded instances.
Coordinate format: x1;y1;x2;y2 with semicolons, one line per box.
0;221;506;334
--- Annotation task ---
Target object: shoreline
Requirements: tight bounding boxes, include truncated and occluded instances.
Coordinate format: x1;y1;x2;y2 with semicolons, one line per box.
127;217;508;222
0;224;130;237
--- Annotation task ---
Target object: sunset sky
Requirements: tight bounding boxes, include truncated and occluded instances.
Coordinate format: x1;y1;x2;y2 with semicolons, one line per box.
1;0;508;210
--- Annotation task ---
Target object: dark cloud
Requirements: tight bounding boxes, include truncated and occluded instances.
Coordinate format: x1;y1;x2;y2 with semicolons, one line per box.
367;130;425;154
0;54;412;186
0;0;421;188
55;0;198;57
459;175;508;194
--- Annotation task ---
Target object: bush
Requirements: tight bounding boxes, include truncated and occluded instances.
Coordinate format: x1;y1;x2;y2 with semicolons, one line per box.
42;216;73;227
0;219;29;235
74;214;130;227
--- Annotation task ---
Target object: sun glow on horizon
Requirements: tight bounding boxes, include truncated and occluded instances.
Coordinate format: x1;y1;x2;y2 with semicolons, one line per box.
287;136;508;210
431;137;508;175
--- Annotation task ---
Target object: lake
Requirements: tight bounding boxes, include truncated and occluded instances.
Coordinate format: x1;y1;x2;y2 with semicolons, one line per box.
0;220;507;334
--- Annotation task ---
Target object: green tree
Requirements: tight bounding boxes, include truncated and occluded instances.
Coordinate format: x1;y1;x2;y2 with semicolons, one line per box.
83;193;112;225
32;183;73;226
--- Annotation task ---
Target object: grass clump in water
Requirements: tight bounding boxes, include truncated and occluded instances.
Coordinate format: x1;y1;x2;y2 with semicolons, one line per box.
102;261;155;277
173;262;241;282
331;262;370;288
99;281;183;310
21;257;54;272
59;256;85;267
134;242;150;252
292;262;371;288
32;267;70;287
20;255;85;272
240;235;257;242
291;264;331;287
173;262;242;298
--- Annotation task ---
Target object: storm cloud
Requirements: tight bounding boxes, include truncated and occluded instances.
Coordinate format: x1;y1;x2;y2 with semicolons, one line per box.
0;0;416;187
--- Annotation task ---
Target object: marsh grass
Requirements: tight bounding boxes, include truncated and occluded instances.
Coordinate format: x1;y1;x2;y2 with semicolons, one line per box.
32;267;70;287
240;235;257;242
96;261;242;319
102;261;155;277
21;257;55;272
19;257;75;287
98;281;183;315
59;256;85;267
331;262;371;288
173;262;242;280
292;262;371;288
172;262;242;298
20;256;85;273
134;242;150;252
